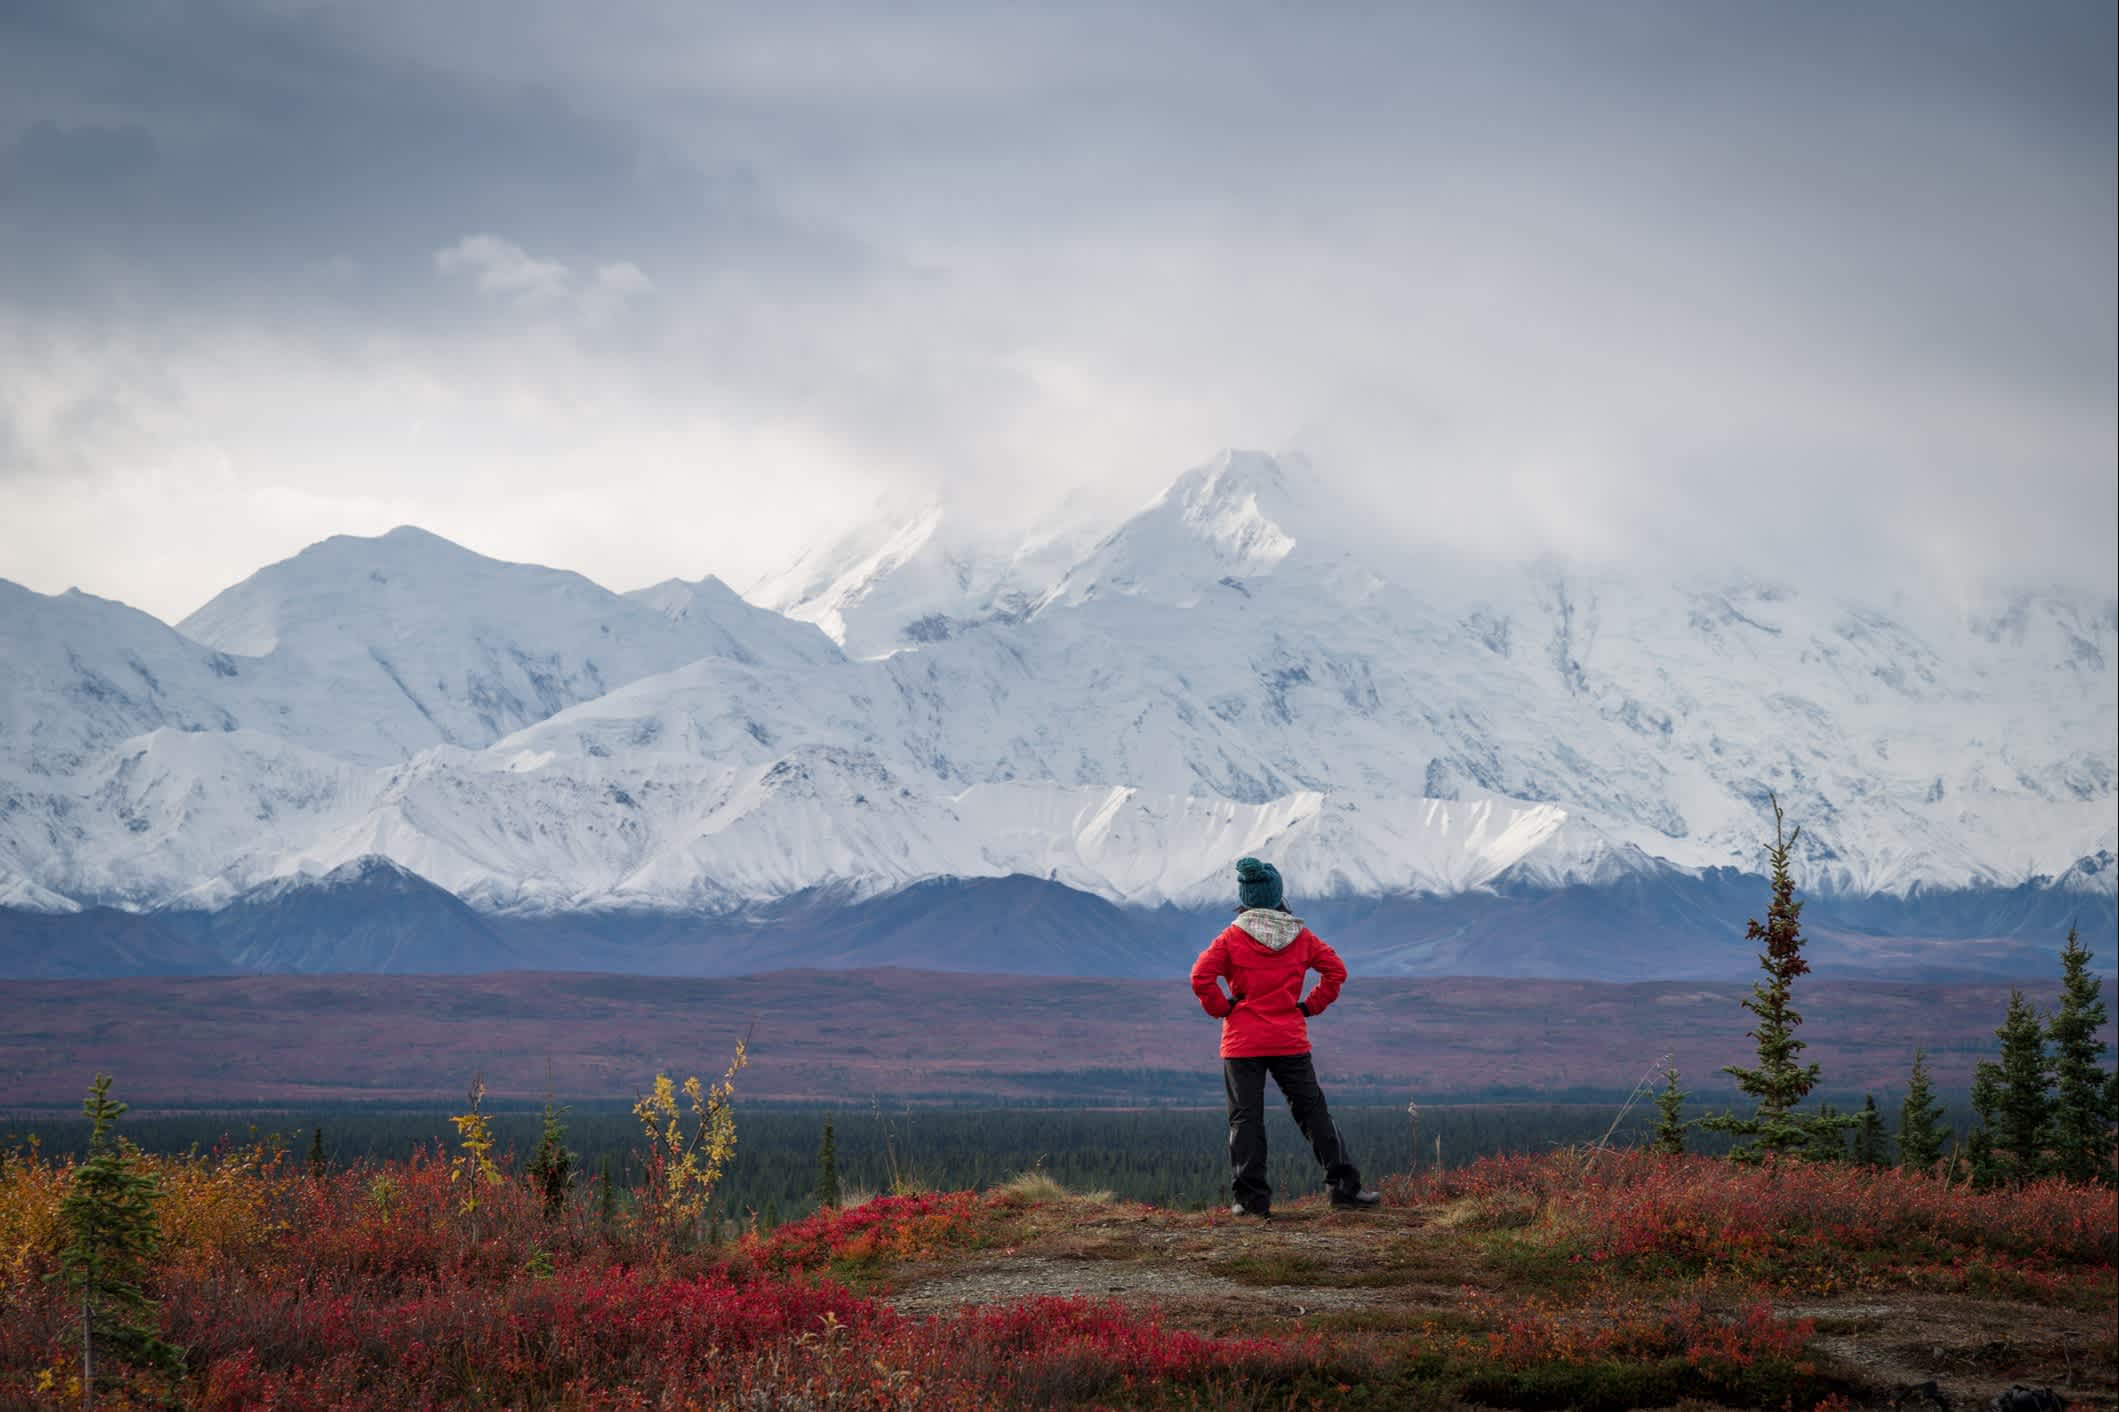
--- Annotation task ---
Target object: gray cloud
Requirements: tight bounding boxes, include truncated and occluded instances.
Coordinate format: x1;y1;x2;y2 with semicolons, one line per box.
0;3;853;321
0;0;2110;619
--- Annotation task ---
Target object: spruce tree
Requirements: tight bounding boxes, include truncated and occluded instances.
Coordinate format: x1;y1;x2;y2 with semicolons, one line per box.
1962;1123;1997;1189
1970;988;2052;1186
815;1118;842;1209
51;1075;183;1406
307;1126;327;1180
1699;799;1855;1159
1852;1094;1888;1167
1897;1049;1947;1173
526;1097;575;1221
1651;1068;1688;1156
597;1154;619;1227
1802;1102;1848;1162
2046;925;2115;1185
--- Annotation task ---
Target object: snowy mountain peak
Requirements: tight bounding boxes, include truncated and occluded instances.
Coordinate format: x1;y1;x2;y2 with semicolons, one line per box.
749;454;1322;653
622;576;842;667
0;576;249;777
747;499;1107;659
1163;448;1303;564
746;503;948;652
245;853;423;903
1040;449;1311;610
139;524;844;760
629;574;742;620
177;525;608;657
1173;446;1295;501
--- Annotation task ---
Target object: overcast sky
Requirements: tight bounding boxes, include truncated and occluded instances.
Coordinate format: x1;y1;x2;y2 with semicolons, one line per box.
1;0;2112;622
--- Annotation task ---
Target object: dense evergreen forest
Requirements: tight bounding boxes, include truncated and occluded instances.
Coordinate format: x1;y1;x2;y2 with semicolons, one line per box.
6;1101;1978;1227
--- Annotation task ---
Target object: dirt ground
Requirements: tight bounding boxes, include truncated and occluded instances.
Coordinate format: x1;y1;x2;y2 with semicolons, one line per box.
890;1205;1416;1322
884;1197;2119;1410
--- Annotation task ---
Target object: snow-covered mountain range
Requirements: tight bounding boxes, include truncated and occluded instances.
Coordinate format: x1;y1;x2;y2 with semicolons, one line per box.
2;451;2112;975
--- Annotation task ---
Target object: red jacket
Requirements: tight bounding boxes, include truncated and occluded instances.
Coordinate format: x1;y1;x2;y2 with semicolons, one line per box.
1190;910;1348;1058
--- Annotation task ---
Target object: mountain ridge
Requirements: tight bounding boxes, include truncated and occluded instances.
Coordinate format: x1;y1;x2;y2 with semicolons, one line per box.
2;451;2111;974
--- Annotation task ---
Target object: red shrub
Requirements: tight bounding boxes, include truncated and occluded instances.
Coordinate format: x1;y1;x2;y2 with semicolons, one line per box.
1384;1149;2118;1300
740;1190;995;1276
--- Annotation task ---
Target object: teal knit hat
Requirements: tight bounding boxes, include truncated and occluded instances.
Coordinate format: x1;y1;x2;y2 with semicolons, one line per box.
1235;856;1284;911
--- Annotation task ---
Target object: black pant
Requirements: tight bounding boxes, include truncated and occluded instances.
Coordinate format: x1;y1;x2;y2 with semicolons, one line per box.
1223;1052;1361;1211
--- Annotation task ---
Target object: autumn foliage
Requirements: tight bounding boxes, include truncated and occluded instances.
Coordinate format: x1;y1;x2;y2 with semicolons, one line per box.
0;1138;1308;1408
1;1127;2113;1407
1384;1146;2117;1304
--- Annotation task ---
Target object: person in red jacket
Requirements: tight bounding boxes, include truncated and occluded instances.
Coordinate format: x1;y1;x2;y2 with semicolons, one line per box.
1191;857;1381;1217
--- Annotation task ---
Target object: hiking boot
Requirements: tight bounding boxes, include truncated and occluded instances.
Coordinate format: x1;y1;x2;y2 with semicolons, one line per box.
1229;1202;1272;1219
1329;1187;1382;1209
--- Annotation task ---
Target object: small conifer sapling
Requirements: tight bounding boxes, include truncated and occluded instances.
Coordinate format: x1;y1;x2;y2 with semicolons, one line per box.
597;1154;619;1227
1897;1049;1947;1173
816;1118;841;1210
527;1096;575;1222
1803;1102;1848;1162
51;1075;183;1407
1852;1094;1888;1167
1962;1123;1997;1189
2046;924;2114;1185
1651;1068;1688;1156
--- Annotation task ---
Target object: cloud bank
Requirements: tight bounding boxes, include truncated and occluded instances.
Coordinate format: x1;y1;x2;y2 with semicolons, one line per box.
0;0;2111;620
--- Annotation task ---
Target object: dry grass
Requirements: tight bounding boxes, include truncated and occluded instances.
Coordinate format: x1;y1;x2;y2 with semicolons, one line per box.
993;1170;1114;1206
1427;1188;1542;1232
